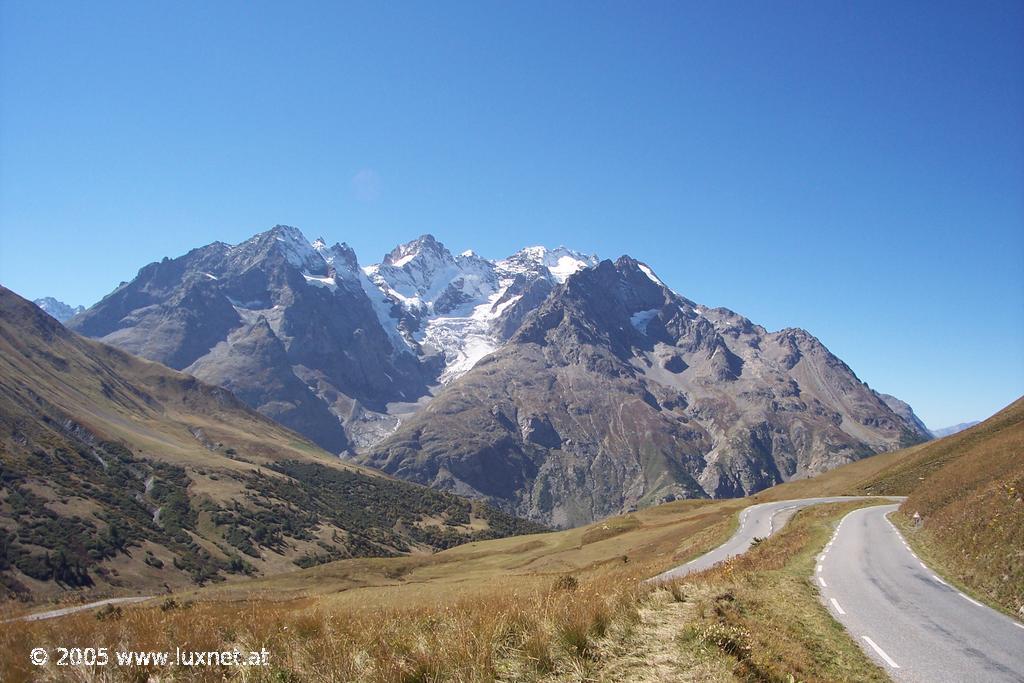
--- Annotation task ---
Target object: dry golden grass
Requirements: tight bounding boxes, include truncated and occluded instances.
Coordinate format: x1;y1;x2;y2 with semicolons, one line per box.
0;498;893;682
0;568;653;681
0;496;742;682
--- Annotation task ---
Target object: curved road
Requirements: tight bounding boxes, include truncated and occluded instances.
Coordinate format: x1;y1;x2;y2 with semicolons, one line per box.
650;496;897;582
818;504;1024;682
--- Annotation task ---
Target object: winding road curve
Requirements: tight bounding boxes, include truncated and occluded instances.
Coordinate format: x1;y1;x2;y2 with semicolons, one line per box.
651;496;1024;682
818;504;1024;682
650;495;893;582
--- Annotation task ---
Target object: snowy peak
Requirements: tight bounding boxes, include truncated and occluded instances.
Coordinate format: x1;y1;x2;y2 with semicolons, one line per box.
497;245;598;283
368;235;497;312
383;234;451;268
228;224;327;275
361;237;602;383
314;239;361;279
33;297;85;323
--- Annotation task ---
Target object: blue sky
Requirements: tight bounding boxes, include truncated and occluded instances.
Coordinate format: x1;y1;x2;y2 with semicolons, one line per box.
1;1;1021;427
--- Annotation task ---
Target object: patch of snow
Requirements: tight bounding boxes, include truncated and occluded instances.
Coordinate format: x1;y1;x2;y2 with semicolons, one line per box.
630;308;660;334
391;253;417;268
549;253;591;282
638;263;665;286
491;293;522;317
357;269;414;356
226;296;269;309
33;297;86;323
303;273;338;290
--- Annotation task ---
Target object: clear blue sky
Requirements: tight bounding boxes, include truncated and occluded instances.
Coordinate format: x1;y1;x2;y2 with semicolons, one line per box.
1;1;1022;428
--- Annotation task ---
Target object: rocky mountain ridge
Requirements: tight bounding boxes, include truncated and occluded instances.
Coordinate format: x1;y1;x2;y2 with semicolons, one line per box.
68;226;598;449
359;256;931;526
67;225;931;525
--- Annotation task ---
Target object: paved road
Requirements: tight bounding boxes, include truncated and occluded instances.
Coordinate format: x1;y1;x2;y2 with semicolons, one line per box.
818;504;1024;682
6;596;153;623
650;496;896;582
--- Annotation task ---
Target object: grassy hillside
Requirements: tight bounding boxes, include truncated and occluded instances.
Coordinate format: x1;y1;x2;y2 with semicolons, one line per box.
0;287;542;603
859;397;1024;616
1;495;747;681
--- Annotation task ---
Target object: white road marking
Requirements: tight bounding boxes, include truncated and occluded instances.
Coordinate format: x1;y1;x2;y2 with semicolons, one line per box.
959;594;984;607
862;636;900;669
818;577;827;587
831;598;846;615
817;564;823;573
919;562;928;570
1014;623;1024;630
931;575;949;586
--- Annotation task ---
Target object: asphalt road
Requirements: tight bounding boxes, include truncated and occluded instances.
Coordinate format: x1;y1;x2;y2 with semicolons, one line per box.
7;596;153;623
650;495;893;582
818;504;1024;682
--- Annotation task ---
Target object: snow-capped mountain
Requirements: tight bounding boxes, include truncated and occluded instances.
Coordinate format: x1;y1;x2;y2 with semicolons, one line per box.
33;297;85;323
361;256;933;527
69;226;435;452
69;224;930;525
67;226;598;450
364;235;597;382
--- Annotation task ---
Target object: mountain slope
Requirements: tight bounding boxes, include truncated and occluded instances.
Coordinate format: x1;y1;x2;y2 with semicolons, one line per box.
877;392;930;437
68;226;433;452
0;287;543;600
359;257;929;527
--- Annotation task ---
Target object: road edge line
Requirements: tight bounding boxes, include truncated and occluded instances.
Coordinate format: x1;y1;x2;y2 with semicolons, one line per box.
862;635;900;669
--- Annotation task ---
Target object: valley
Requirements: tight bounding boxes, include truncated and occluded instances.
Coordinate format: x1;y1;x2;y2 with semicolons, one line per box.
4;396;1020;681
0;287;543;602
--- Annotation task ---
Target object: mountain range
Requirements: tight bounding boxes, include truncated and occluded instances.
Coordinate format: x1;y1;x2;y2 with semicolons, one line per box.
63;225;931;526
